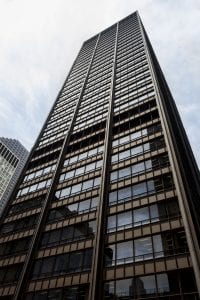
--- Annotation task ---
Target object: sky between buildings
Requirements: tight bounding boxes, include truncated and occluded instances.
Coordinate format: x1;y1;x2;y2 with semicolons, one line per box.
0;0;199;166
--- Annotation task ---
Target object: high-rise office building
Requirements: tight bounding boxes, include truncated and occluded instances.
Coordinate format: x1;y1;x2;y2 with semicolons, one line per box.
0;11;200;300
0;138;28;216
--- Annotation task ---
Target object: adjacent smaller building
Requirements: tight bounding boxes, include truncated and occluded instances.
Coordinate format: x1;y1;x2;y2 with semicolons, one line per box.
0;138;29;215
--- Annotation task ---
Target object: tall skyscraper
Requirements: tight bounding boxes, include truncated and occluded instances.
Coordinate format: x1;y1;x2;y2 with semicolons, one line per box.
0;138;28;216
0;11;199;300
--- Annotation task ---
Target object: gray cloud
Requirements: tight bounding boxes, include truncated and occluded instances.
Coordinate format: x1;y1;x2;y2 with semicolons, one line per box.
0;0;199;165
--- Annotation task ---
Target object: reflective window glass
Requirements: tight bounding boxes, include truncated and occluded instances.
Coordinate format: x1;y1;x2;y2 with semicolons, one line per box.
137;275;156;295
134;206;149;226
117;241;133;263
157;273;170;293
107;215;116;231
60;187;70;198
118;187;131;201
134;237;153;261
117;211;132;229
71;183;82;194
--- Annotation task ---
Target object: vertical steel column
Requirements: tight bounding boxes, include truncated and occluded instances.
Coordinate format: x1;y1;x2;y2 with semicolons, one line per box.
137;12;200;296
88;22;119;300
13;34;101;300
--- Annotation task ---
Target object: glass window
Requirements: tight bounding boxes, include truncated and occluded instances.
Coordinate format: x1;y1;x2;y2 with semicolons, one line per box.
111;154;118;163
116;278;133;297
85;162;95;172
94;177;100;186
117;241;133;264
131;130;142;140
110;171;117;181
145;159;152;170
79;199;90;212
107;215;116;232
82;180;93;190
157;273;170;293
88;148;97;156
137;275;156;296
69;156;77;164
48;230;60;245
54;254;68;275
118;187;131;201
69;252;82;272
119;149;130;161
83;248;93;270
96;160;102;168
59;174;65;181
62;226;73;242
153;235;163;258
91;197;99;208
134;237;153;261
150;204;159;221
132;162;145;174
109;191;117;204
132;182;147;198
131;145;142;156
117;211;132;229
67;203;78;214
65;170;75;179
71;183;82;194
105;244;115;266
147;180;155;192
60;187;71;198
75;167;84;176
40;257;54;276
134;206;149;226
118;167;131;179
120;135;129;144
79;152;87;160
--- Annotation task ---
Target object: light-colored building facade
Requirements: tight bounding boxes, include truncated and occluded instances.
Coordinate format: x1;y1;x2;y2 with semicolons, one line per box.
0;138;28;215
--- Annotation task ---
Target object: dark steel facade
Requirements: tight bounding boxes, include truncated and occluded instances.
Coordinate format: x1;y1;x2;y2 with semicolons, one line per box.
0;11;200;300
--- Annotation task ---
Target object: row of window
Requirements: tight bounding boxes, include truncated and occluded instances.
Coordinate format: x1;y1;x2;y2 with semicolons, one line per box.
115;83;154;106
63;145;104;167
76;101;109;123
48;197;99;223
105;234;163;266
109;174;173;205
110;155;169;182
104;270;196;299
25;284;89;300
115;68;150;91
115;63;148;83
0;214;39;234
116;60;148;79
38;130;67;147
55;177;100;199
111;138;164;164
8;197;44;215
40;220;96;248
74;111;108;130
59;160;102;182
0;263;22;285
112;123;161;147
115;76;151;98
107;200;179;232
0;237;31;257
31;248;93;279
24;164;56;182
78;94;109;114
17;179;52;197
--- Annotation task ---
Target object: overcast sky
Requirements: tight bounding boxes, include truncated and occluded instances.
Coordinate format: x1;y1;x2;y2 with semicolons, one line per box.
0;0;199;166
